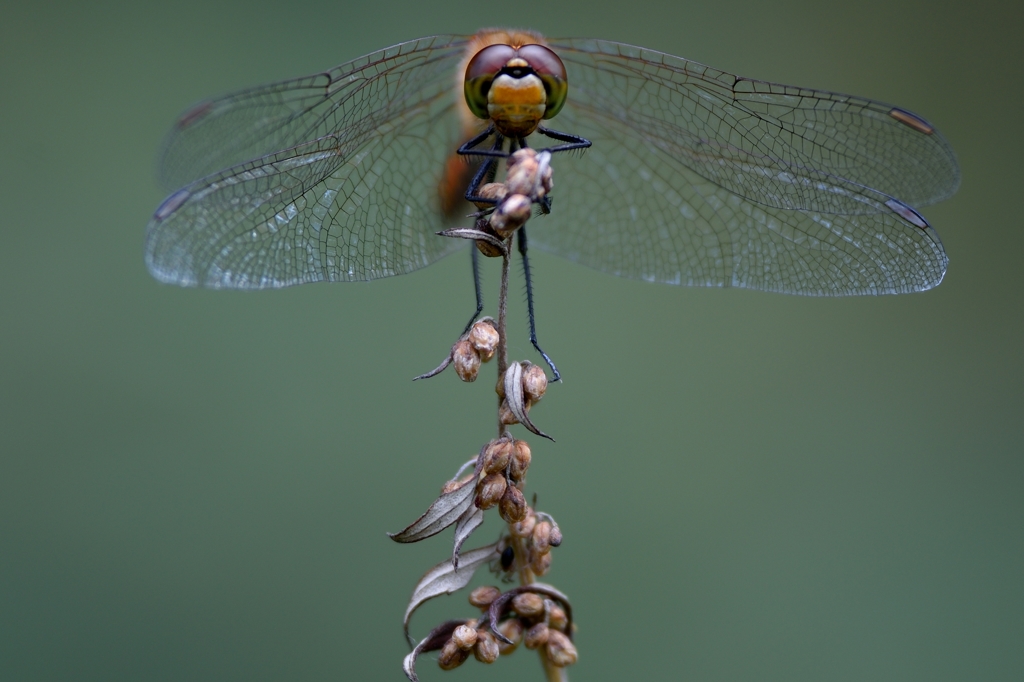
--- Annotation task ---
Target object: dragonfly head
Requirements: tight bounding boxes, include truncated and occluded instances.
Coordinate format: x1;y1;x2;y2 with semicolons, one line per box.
464;43;568;138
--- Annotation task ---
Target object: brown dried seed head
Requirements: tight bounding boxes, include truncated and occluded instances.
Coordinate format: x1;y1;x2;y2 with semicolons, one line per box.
512;592;545;618
452;624;478;651
473;217;505;258
505;149;540;195
498;400;519;426
453;339;480;382
475;472;507;510
521;363;548;402
524;622;550;649
545;630;578;667
473;630;500;664
499;484;528;523
548;523;562;547
532;520;553;555
497;618;524;654
495;375;506;400
482;440;512;475
468;320;499;362
468;585;502;609
509;440;531;482
490;194;532;237
438;639;470;670
548;604;568;632
475;182;508;207
510;511;536;538
531;550;553;576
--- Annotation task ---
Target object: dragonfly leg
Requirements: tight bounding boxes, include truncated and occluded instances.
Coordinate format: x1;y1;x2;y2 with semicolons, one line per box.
461;130;507;205
518;226;561;382
461;246;485;335
535;126;592;154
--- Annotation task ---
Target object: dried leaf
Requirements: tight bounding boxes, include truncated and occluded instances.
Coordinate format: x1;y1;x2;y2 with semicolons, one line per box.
436;227;508;255
389;476;477;543
504;362;554;441
412;351;452;381
404;544;499;645
402;619;467;682
452;505;484;568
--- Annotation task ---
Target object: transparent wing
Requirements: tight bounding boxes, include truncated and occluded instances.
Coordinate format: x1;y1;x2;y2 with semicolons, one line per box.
530;38;955;294
146;36;470;288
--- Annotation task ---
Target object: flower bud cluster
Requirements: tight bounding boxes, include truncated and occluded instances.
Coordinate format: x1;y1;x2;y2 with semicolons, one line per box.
436;617;503;669
508;508;562;577
472;148;554;254
474;438;532;524
453;319;500;382
436;586;577;671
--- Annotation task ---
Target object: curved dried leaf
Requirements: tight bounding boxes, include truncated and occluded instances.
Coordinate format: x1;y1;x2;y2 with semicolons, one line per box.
404;544;499;645
389;476;477;543
504;362;554;441
403;619;468;682
452;506;485;568
412;351;452;381
437;227;509;255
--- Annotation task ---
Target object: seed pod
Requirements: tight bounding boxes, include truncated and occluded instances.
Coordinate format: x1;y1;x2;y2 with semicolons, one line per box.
521;363;548;402
548;604;568;632
474;630;500;663
475;182;508;207
548;522;562;547
510;511;536;539
524;622;549;649
468;320;499;362
475;473;507;510
482;439;512;475
469;586;502;609
545;630;577;667
438;639;469;670
473;217;505;258
495;375;506;400
505;149;539;196
452;624;478;651
532;520;553;555
531;550;552;576
490;193;532;237
498;400;519;426
509;440;531;482
453;339;480;382
512;592;545;618
499;484;527;523
497;618;524;654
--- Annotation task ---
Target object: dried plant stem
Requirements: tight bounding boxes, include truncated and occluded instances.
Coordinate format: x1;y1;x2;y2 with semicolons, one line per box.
494;235;564;680
496;239;511;380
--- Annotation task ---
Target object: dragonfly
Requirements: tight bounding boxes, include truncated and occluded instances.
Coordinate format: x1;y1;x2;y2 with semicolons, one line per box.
146;29;959;352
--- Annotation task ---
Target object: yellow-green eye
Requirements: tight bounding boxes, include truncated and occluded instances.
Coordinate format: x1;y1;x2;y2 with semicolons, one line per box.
517;44;568;119
464;44;516;119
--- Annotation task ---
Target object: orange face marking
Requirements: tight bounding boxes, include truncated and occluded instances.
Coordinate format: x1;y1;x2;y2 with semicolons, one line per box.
487;74;547;137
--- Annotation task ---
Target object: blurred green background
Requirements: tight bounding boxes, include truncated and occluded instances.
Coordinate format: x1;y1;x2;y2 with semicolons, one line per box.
2;0;1021;680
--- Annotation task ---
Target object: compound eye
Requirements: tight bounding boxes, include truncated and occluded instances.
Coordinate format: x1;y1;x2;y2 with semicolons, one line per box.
517;44;568;118
464;44;517;119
